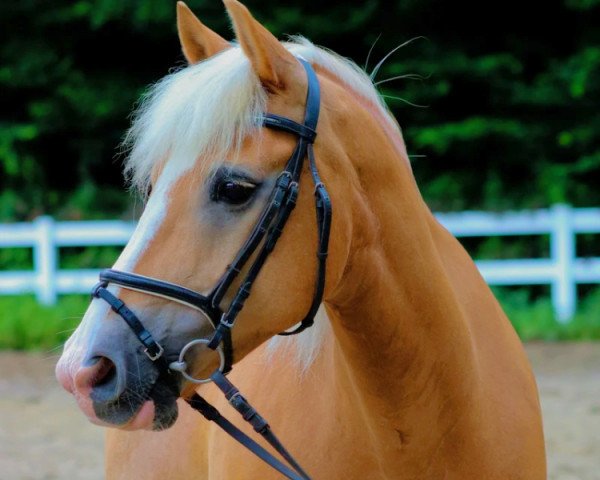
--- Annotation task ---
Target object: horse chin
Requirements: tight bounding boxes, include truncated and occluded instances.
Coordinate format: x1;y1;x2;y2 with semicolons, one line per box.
146;374;180;431
92;370;181;431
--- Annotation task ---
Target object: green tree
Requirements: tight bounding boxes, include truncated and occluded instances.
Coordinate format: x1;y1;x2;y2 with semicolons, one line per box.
0;0;598;220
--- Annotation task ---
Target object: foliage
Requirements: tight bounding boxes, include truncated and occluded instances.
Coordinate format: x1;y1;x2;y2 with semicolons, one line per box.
0;295;89;350
494;287;600;340
0;1;599;220
0;2;598;347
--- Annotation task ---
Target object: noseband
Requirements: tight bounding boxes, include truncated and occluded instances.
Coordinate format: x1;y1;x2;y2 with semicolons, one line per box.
91;58;330;480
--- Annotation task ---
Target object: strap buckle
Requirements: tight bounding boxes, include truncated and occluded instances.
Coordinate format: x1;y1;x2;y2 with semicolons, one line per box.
220;313;235;329
144;342;164;361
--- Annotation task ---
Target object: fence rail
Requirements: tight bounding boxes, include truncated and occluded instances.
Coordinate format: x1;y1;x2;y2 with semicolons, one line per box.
1;204;599;322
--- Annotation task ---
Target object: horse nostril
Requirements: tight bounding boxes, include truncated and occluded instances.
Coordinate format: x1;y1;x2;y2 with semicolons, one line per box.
92;357;116;388
74;356;121;401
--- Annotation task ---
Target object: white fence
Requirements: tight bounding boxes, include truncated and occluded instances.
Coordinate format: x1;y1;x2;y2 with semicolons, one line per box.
0;204;599;322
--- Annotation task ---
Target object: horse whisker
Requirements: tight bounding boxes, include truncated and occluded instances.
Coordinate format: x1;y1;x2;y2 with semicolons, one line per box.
380;94;428;108
370;36;428;81
364;33;382;72
374;73;430;87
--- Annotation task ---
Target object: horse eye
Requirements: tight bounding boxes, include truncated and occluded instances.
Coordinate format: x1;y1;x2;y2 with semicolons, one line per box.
213;179;257;205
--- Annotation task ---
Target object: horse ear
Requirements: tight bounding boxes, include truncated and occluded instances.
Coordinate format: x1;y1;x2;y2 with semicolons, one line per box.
223;0;301;92
177;1;230;64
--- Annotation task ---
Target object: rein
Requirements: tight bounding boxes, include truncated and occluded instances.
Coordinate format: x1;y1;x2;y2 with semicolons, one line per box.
91;58;330;480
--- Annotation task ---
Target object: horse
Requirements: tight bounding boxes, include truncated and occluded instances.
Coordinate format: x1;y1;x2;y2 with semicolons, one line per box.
56;1;546;478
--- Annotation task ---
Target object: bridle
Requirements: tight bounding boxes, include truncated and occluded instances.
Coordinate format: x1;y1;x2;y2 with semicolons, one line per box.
91;58;330;480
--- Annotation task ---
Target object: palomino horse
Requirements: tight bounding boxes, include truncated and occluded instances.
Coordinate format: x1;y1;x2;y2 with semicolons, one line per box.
56;1;546;478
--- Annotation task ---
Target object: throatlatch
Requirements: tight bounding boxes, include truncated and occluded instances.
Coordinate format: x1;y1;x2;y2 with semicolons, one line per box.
91;58;330;480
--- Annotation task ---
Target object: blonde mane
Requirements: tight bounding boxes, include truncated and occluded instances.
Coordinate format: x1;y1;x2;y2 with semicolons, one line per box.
123;37;400;369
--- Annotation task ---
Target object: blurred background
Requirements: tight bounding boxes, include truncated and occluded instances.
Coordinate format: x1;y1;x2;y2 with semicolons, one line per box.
0;1;599;479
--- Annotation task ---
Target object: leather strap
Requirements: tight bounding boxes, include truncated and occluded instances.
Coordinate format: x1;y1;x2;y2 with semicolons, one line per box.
91;283;168;367
99;269;218;321
206;58;327;367
209;170;294;308
90;57;327;480
95;270;234;366
262;114;317;143
279;143;331;336
186;383;309;480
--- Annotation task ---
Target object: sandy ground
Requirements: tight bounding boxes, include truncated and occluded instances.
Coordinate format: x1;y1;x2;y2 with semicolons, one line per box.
0;343;598;479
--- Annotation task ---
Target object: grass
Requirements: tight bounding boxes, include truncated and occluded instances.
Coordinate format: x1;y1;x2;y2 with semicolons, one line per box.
494;287;600;341
0;289;599;351
0;295;89;351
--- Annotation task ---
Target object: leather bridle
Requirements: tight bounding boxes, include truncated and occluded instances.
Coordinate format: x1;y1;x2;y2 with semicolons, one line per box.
91;58;330;480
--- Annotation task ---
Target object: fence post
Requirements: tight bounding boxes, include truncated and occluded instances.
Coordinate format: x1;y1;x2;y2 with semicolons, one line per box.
33;216;57;305
551;204;576;323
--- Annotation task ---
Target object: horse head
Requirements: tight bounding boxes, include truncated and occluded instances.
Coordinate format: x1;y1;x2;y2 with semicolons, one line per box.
56;0;368;431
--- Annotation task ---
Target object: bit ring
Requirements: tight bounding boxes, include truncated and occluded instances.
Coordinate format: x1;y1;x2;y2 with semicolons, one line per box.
169;338;225;384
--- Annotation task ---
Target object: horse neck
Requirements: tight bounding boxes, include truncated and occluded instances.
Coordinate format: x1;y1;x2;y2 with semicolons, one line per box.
323;106;484;442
